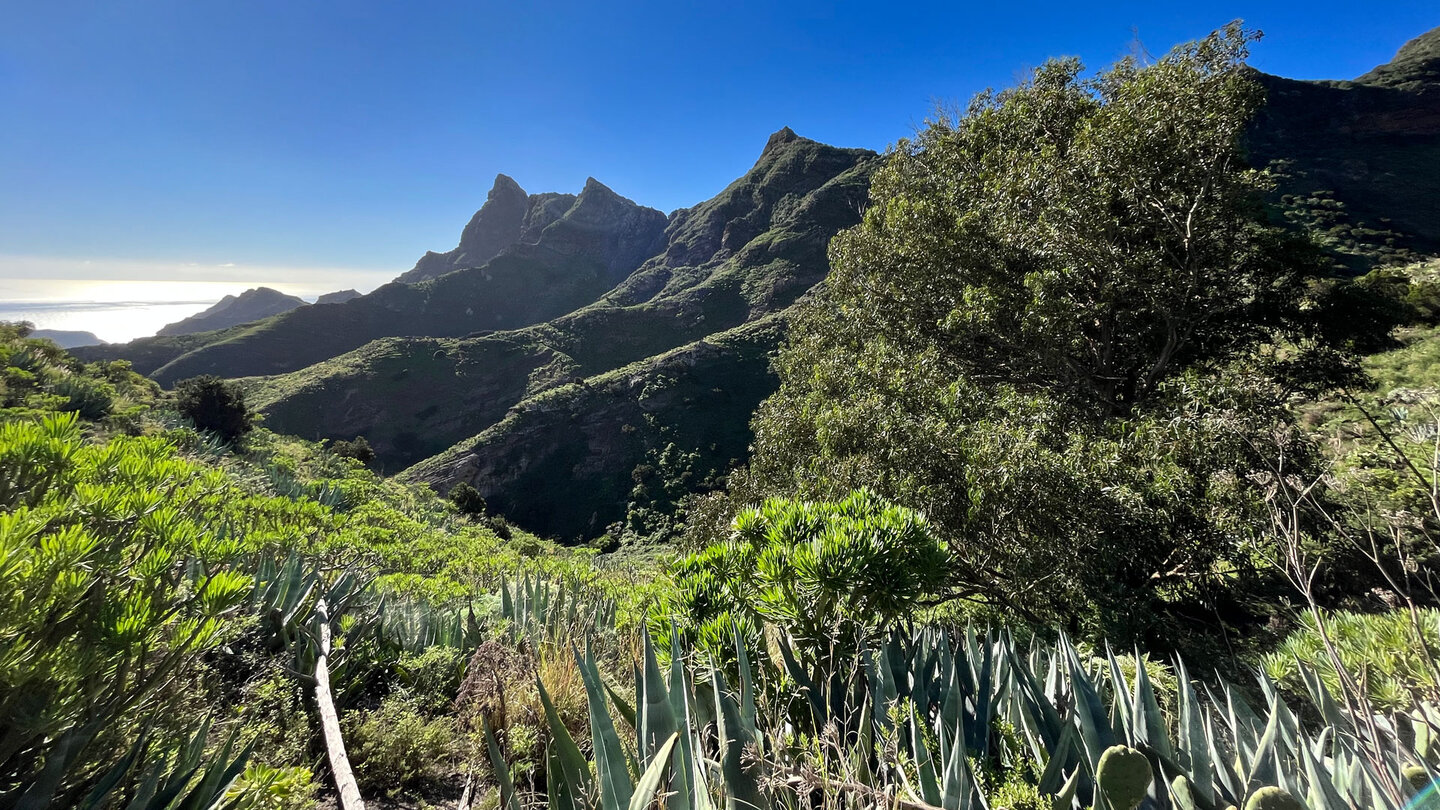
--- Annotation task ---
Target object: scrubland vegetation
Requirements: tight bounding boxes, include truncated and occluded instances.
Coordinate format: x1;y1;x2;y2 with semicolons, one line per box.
4;23;1440;810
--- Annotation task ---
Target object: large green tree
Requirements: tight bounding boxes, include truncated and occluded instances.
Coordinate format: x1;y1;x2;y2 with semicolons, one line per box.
730;26;1366;649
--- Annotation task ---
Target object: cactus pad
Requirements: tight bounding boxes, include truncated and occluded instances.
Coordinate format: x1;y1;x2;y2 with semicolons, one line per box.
1096;745;1153;810
1243;787;1304;810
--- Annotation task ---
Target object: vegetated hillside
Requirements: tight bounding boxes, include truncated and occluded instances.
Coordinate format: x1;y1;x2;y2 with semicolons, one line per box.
31;329;103;348
247;129;876;540
315;288;361;304
1251;25;1440;264
73;178;667;382
156;286;307;336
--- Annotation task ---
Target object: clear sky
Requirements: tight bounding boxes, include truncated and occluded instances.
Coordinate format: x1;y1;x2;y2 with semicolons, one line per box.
1;1;1435;287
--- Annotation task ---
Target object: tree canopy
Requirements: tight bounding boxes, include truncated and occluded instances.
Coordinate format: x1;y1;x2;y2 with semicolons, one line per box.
733;25;1360;650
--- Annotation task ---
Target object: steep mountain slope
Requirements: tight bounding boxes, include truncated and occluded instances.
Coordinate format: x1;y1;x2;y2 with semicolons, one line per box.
397;174;534;283
157;287;307;336
245;130;877;539
75;179;666;383
1251;26;1440;262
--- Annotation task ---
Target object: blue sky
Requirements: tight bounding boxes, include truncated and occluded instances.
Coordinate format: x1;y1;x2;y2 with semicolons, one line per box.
1;1;1435;286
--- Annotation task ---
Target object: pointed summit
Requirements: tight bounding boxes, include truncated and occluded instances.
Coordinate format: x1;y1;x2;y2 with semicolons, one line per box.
491;173;525;196
762;126;802;156
397;172;530;283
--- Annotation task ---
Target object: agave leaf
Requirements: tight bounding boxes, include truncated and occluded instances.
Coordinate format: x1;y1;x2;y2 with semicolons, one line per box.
483;717;522;810
1131;650;1173;763
1105;647;1134;743
912;700;943;806
629;732;680;810
1053;764;1082;810
711;668;768;810
1062;634;1115;768
1205;710;1243;807
1038;724;1081;796
940;719;985;810
1172;659;1214;805
665;626;697;810
578;644;636;810
547;744;578;810
605;675;639;732
968;640;993;757
1299;728;1348;810
775;632;824;728
640;630;680;761
731;621;760;748
1243;694;1280;792
538;674;594;799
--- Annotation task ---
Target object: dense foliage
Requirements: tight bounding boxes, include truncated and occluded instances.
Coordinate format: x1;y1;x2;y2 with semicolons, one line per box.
4;22;1440;810
175;375;253;444
729;25;1376;650
665;490;948;665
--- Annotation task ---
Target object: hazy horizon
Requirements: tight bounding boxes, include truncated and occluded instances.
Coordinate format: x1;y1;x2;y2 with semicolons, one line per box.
0;264;395;342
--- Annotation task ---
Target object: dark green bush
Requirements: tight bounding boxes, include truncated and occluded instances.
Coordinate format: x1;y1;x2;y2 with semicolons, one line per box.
329;435;376;467
175;374;253;444
448;482;487;517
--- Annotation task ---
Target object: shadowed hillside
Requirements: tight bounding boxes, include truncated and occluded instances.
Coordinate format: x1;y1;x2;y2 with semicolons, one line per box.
244;130;876;539
75;178;667;382
1252;25;1440;263
157;286;306;336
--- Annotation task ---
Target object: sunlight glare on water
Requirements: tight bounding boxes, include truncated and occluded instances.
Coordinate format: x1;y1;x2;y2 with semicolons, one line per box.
0;279;340;344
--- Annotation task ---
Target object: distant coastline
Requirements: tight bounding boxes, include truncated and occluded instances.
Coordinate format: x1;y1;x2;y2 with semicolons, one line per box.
0;278;378;344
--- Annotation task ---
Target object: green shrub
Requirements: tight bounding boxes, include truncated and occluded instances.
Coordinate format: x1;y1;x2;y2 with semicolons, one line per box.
175;374;253;443
665;489;949;664
50;371;114;419
1263;608;1440;710
396;645;466;714
226;762;318;810
346;693;459;794
329;435;376;468
0;412;253;804
449;482;488;516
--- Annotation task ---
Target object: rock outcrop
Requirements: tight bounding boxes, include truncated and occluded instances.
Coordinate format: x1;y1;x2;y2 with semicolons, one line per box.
396;174;532;283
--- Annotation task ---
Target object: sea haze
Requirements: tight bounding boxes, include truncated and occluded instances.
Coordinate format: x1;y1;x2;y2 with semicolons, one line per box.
0;279;357;343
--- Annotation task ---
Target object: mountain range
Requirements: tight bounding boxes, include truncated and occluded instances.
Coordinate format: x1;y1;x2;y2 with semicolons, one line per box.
74;27;1440;543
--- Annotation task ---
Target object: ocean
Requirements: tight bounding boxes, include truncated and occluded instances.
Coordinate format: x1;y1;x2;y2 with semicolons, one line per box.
0;279;369;344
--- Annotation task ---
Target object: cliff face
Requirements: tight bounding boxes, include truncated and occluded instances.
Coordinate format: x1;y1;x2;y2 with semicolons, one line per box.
1251;26;1440;260
396;174;537;284
157;287;307;337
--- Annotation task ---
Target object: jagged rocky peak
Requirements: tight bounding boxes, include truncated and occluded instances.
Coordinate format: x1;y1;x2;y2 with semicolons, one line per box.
535;177;669;280
762;125;803;154
1357;26;1440;90
396;173;531;284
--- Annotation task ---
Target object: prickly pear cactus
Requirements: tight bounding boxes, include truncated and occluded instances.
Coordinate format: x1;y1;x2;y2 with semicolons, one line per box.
1169;774;1214;810
1096;745;1153;810
1243;787;1304;810
1405;764;1435;793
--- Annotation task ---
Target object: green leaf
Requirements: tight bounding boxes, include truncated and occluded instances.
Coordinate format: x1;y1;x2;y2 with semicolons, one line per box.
629;732;680;810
